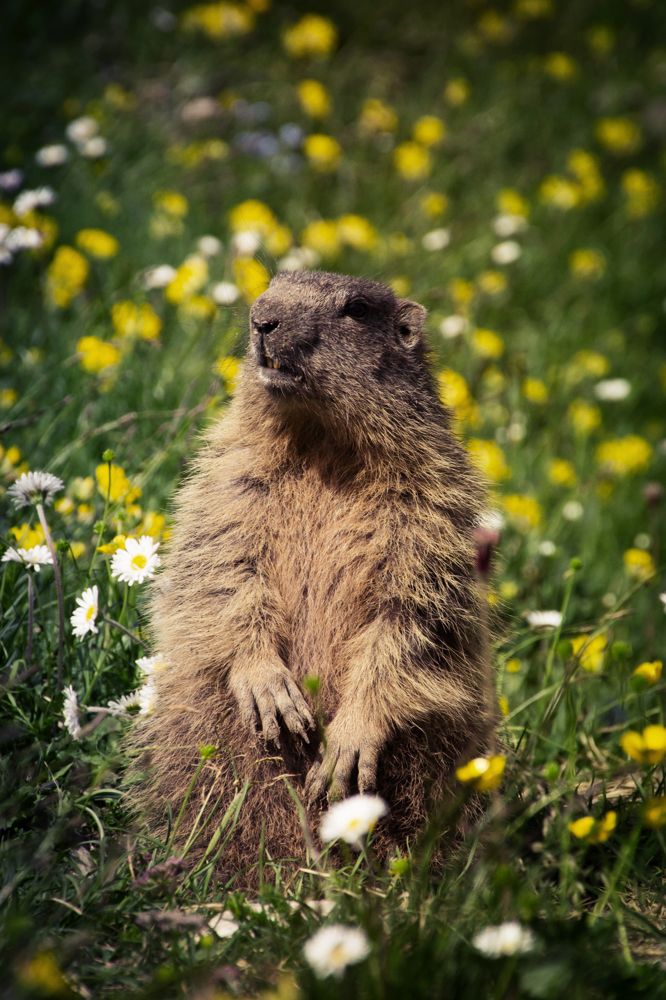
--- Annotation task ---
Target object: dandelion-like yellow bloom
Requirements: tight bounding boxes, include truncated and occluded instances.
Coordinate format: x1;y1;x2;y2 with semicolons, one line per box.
437;369;479;428
567;149;605;202
522;377;548;404
301;219;341;257
596;435;652;476
472;328;504;360
571;634;606;673
216;355;241;393
95;463;136;503
468;439;510;483
506;658;521;673
567;399;601;436
264;223;292;257
282;14;337;58
10;523;46;548
420;192;449;217
477;10;512;43
621;169;660;218
456;755;506;791
112;301;162;340
569;248;605;280
179;295;216;319
568;349;610;381
182;2;255;39
337;214;378;251
548;458;576;487
497;189;529;218
0;387;17;407
620;725;666;765
623;548;655;581
297;79;331;118
153;190;189;217
543;52;578;80
394;142;431;181
587;25;614;55
304;133;342;172
477;270;507;296
643;798;666;829
632;661;662;685
233;257;270;303
412;115;446;147
539;175;581;210
443;77;470;106
503;494;542;531
76;336;120;374
228;198;277;235
569;810;616;843
358;98;397;134
75;228;119;259
165;255;208;304
514;0;553;19
46;246;90;308
595;116;642;155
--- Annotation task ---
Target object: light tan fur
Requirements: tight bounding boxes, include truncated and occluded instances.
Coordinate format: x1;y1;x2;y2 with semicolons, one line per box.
127;271;496;885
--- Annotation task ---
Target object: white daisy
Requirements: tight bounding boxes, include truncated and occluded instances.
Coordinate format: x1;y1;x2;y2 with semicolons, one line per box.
439;314;467;339
538;540;557;557
422;227;451;251
319;793;388;848
2;545;53;572
526;610;563;630
138;680;157;715
66;116;99;144
472;921;536;958
594;378;631;401
492;213;528;238
70;585;99;639
105;691;142;717
36;144;69;167
5;227;44;251
491;239;522;265
8;470;64;508
80;136;108;158
13;186;56;217
562;500;584;521
278;246;319;271
62;685;82;740
110;535;161;586
304;924;370;979
197;235;223;257
142;264;176;290
211;281;240;305
231;229;261;256
136;654;168;677
207;912;240;939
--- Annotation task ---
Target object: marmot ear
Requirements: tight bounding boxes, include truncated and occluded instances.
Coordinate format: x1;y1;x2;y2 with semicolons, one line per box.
396;299;427;349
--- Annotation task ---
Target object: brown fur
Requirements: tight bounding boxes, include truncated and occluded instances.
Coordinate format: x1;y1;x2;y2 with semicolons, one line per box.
126;271;496;885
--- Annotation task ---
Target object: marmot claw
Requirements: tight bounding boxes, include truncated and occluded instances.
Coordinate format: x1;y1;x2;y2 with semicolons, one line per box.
304;727;381;804
230;665;315;746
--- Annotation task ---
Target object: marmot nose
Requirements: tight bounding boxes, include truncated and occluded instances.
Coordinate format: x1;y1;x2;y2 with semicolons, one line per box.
255;319;280;336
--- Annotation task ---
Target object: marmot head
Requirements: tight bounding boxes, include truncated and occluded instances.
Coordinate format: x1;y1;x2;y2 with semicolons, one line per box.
247;272;430;412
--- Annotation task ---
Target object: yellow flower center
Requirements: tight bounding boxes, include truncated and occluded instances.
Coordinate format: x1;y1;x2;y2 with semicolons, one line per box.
131;553;147;570
86;606;95;620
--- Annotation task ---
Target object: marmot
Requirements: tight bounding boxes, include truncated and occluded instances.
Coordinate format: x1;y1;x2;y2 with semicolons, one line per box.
128;271;496;884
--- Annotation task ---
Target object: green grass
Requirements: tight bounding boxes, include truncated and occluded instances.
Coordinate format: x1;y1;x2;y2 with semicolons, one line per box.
1;0;665;996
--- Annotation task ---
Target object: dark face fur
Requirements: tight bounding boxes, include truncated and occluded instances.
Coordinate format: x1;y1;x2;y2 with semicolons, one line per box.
248;271;428;408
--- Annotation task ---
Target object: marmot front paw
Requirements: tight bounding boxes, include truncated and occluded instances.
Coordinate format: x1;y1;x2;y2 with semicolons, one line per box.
304;719;383;804
229;664;315;746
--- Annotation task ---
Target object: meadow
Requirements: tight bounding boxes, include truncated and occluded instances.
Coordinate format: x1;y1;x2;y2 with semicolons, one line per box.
1;0;665;995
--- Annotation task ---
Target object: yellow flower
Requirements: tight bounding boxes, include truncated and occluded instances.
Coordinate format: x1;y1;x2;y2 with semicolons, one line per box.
468;439;510;482
297;79;330;118
567;149;604;202
568;399;601;436
506;657;521;673
548;458;576;488
283;14;337;58
233;257;270;303
153;190;189;217
569;810;616;843
112;301;162;340
17;952;69;995
420;192;449;217
216;355;241;392
358;98;397;134
498;695;509;717
228;198;277;235
388;276;411;296
136;511;169;540
69;541;86;560
587;25;614;55
301;219;341;257
596;435;652;476
620;725;666;765
621;169;660;218
543;52;577;80
477;270;507;296
337;214;378;251
10;523;46;548
95;190;121;216
571;634;607;673
443;77;469;106
522;377;548;404
514;0;553;18
76;335;121;374
55;497;75;516
437;369;478;427
182;2;255;38
497;188;529;218
632;661;662;685
394;142;431;181
477;10;512;43
623;548;655;581
568;349;610;381
304;133;341;172
264;223;293;257
97;534;127;555
95;463;135;503
539;175;581;210
412;115;446;147
46;246;90;308
456;755;506;791
643;797;666;829
595;117;642;155
569;248;605;280
0;387;17;407
471;328;504;360
165;255;208;304
179;295;216;319
503;494;542;530
499;580;519;600
448;277;475;309
75;227;119;259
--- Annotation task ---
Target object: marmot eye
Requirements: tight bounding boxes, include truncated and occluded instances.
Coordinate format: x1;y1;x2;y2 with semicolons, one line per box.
344;298;369;320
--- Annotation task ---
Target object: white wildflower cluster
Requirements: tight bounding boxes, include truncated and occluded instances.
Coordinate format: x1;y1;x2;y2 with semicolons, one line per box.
62;685;82;741
422;227;451;251
526;610;563;630
0;190;56;265
8;470;64;508
277;246;318;272
319;793;388;848
2;545;53;572
65;116;108;158
472;921;536;958
303;924;371;979
439;314;467;339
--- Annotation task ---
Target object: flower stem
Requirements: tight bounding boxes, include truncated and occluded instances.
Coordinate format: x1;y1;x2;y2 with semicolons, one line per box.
26;572;35;668
36;501;65;687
